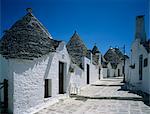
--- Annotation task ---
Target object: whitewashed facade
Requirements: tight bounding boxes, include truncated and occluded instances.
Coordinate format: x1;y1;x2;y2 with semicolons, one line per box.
126;15;150;95
0;9;102;114
128;39;150;94
0;42;72;114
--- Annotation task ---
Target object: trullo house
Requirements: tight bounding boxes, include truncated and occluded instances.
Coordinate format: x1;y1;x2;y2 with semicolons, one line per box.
0;8;71;114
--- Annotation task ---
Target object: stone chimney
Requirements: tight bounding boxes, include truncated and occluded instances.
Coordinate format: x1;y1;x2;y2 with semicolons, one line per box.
135;15;146;43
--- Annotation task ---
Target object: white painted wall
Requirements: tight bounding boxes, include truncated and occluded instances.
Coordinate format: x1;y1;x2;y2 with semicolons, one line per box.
115;61;124;77
101;68;107;78
0;42;101;114
70;64;85;89
83;57;99;84
69;56;100;93
125;58;130;82
142;52;150;94
0;42;71;114
107;63;115;77
129;39;150;94
0;55;14;114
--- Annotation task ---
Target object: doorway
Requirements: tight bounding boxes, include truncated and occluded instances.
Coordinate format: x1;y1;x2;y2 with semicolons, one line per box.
44;79;52;98
107;69;110;77
118;69;120;76
87;64;90;84
0;79;8;112
59;62;64;94
99;68;101;80
139;55;143;80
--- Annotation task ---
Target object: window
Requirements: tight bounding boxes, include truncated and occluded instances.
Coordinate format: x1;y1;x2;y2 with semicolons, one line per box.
44;79;52;98
144;58;148;67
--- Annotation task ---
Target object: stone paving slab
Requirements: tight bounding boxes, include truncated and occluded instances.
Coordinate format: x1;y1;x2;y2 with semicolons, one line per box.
35;77;150;114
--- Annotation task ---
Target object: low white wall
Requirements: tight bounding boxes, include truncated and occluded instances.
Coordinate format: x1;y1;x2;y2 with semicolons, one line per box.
70;64;85;88
115;62;123;77
109;69;115;77
101;68;107;78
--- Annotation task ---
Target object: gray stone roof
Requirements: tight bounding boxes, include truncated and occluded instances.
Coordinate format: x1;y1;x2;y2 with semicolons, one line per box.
66;31;88;68
101;55;108;68
0;9;61;60
104;48;124;69
92;45;101;65
92;45;100;54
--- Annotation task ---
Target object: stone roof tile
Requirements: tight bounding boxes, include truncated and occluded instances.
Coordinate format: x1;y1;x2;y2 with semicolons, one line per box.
66;31;88;68
0;9;61;60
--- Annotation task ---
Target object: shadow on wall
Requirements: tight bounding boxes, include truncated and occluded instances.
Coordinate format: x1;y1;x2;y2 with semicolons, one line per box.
75;68;82;77
44;54;54;79
11;54;53;75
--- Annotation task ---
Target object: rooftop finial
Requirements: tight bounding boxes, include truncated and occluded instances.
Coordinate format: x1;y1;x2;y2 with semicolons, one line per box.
26;8;32;13
74;30;77;34
110;46;113;49
94;43;97;46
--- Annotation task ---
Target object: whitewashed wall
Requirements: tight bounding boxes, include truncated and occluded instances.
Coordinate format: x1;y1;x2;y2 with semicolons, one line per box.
83;57;99;84
0;55;14;114
107;63;115;77
115;61;124;77
0;42;101;114
125;58;130;82
129;39;150;94
69;64;85;89
69;56;100;91
141;52;150;94
0;42;71;114
101;68;107;78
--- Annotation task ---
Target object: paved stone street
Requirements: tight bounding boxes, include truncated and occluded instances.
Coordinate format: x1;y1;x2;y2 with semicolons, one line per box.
36;77;150;114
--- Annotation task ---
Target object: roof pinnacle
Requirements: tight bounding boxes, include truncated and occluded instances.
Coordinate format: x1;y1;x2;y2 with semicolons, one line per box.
26;8;32;13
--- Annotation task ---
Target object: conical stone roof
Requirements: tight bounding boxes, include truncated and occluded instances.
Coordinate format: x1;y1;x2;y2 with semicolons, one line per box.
91;45;101;65
92;45;100;54
0;9;61;60
104;48;124;69
66;31;88;68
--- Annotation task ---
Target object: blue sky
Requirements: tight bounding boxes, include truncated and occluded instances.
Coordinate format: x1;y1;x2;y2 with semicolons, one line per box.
0;0;149;55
